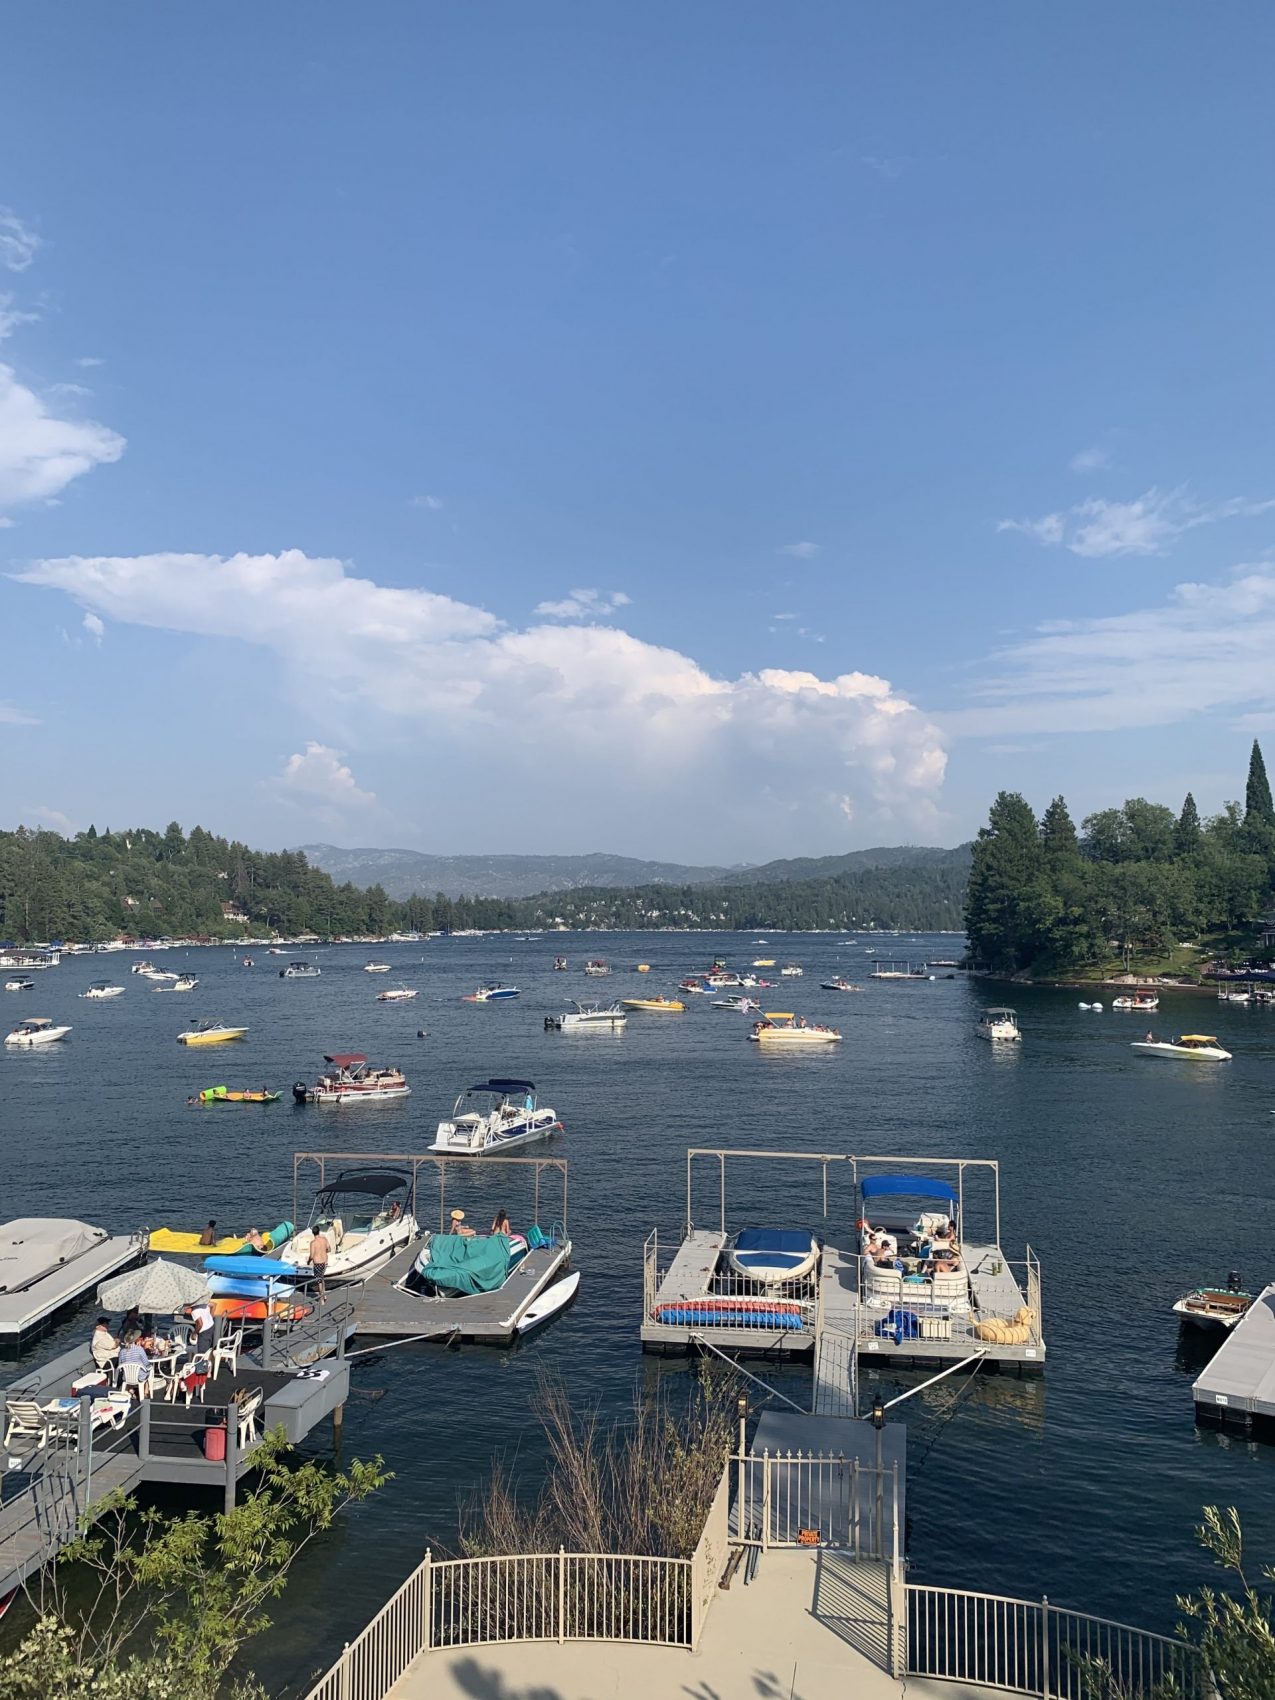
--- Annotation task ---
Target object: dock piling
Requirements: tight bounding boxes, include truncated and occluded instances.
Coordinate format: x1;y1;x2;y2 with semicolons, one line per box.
224;1401;238;1513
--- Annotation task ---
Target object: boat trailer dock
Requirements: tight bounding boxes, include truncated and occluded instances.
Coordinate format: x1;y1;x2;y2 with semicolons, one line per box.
1193;1282;1275;1432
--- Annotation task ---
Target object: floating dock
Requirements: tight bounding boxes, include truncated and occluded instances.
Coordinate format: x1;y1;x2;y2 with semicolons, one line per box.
0;1223;145;1342
1192;1282;1275;1433
352;1237;572;1343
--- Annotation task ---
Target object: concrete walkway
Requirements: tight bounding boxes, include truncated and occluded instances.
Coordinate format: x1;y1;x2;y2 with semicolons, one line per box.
388;1551;997;1700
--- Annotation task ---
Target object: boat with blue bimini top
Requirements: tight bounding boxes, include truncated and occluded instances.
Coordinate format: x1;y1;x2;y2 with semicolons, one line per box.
431;1079;561;1154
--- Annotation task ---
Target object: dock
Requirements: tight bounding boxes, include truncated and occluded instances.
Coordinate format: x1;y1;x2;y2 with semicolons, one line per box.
352;1237;572;1343
0;1224;145;1342
1192;1282;1275;1432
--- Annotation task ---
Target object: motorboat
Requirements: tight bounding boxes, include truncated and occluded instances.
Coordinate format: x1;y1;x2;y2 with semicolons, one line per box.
678;978;709;995
279;961;321;978
377;987;419;1002
820;977;861;993
397;1222;573;1342
1130;1034;1231;1061
869;961;934;981
431;1078;561;1153
1172;1276;1254;1332
242;957;255;967
1217;988;1251;1004
727;1228;819;1286
748;1012;841;1045
545;1001;627;1030
267;947;286;954
155;974;199;992
191;1086;281;1104
140;967;180;982
4;979;35;992
364;961;392;973
712;995;760;1012
704;972;741;989
976;1007;1022;1042
780;964;804;977
5;1017;72;1047
621;995;685;1012
1113;991;1159;1011
293;1053;411;1103
131;959;157;974
583;959;611;976
753;959;776;968
463;984;520;1002
80;982;125;999
554;956;568;971
280;1170;419;1280
177;1020;248;1046
735;974;770;989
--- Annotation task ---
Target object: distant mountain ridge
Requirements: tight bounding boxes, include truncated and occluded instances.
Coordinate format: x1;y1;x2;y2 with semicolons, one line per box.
297;842;968;901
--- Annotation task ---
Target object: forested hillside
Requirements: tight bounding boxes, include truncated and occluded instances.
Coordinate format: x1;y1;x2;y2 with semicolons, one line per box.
964;742;1275;976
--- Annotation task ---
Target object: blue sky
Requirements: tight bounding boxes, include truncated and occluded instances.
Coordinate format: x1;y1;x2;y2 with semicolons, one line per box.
3;4;1274;861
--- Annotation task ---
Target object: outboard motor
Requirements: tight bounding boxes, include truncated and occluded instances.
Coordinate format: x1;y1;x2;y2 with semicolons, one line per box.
1226;1270;1244;1293
292;1081;309;1104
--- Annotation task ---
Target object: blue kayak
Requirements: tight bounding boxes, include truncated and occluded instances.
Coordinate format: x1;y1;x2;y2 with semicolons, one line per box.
203;1254;303;1281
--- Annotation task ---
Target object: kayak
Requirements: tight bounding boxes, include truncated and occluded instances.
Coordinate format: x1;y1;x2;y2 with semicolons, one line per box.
194;1087;281;1104
203;1253;303;1281
208;1295;314;1322
208;1273;297;1299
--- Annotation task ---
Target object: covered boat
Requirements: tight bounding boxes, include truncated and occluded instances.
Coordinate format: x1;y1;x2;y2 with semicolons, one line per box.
412;1232;516;1296
727;1228;818;1285
293;1053;410;1103
432;1079;561;1153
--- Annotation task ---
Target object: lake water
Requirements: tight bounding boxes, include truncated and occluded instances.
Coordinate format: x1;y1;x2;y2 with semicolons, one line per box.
5;932;1275;1693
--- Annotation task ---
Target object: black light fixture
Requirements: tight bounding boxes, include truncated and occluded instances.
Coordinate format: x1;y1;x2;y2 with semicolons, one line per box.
871;1395;885;1431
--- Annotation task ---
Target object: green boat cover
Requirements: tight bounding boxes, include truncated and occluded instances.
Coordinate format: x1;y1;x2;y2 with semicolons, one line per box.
418;1232;512;1295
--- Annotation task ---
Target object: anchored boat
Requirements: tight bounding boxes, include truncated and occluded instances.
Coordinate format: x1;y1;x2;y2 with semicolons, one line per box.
748;1012;841;1045
292;1053;411;1103
279;961;321;978
431;1078;561;1154
726;1228;819;1285
5;1017;72;1047
621;995;685;1013
545;1001;627;1031
377;987;418;1002
1173;1274;1254;1332
976;1007;1022;1042
4;979;35;993
80;982;125;999
819;977;861;993
177;1020;248;1046
1130;1034;1231;1061
1113;990;1159;1011
463;984;520;1002
394;1220;573;1341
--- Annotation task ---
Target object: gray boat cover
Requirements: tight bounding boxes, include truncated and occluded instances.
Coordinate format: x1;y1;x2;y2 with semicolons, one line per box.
0;1219;107;1292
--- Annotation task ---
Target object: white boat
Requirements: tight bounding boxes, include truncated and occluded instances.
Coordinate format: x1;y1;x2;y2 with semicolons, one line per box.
5;1017;72;1047
819;977;861;993
1113;992;1159;1011
377;987;419;1002
704;972;742;989
155;974;199;993
1172;1278;1253;1332
678;979;710;995
131;960;157;975
1130;1034;1232;1062
976;1007;1021;1042
583;959;611;977
544;1001;627;1031
364;962;392;974
748;1013;841;1045
516;1269;580;1334
293;1053;411;1103
712;995;760;1012
397;1223;574;1342
431;1078;561;1154
726;1227;818;1285
780;964;804;977
4;979;35;993
1217;988;1251;1005
80;982;125;999
140;967;180;982
279;961;321;978
280;1170;419;1280
0;1218;143;1341
463;984;520;1002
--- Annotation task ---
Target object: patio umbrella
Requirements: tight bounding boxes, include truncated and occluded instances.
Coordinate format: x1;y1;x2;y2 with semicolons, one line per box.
99;1257;209;1314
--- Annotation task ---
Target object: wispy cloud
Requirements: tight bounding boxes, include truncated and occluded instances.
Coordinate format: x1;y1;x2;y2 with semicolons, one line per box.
0;699;37;725
275;742;376;810
997;487;1275;558
0;364;126;514
410;494;443;511
0;210;40;274
74;356;104;369
534;587;632;621
1069;446;1110;474
861;155;908;181
22;804;74;833
82;611;104;644
771;612;797;621
0;295;40;341
777;541;820;559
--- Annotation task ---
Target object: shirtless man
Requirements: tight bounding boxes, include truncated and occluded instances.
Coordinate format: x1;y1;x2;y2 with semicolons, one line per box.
310;1227;330;1300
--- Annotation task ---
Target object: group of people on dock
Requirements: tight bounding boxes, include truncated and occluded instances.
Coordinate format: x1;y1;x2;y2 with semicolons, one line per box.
90;1299;216;1398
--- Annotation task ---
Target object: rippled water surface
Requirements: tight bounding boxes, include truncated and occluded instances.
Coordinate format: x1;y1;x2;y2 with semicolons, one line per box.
5;933;1275;1692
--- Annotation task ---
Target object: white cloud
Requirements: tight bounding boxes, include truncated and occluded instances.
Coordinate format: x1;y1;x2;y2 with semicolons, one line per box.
75;356;104;369
861;156;908;181
276;742;376;809
534;587;632;621
997;487;1275;558
947;563;1275;736
0;364;125;514
82;611;104;644
777;541;820;559
23;805;74;833
0;210;40;274
0;295;39;341
772;612;797;621
1069;446;1110;474
410;494;443;511
15;550;949;841
0;700;37;725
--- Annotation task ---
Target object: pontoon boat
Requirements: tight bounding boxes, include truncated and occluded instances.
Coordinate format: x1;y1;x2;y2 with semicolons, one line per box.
431;1078;561;1153
976;1007;1021;1042
748;1012;841;1045
279;961;321;978
292;1053;411;1103
1113;991;1159;1011
544;1001;627;1030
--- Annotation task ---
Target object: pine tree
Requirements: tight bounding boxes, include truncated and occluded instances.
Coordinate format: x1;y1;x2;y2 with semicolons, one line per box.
1245;740;1274;825
1040;796;1079;862
964;792;1048;974
1174;793;1202;858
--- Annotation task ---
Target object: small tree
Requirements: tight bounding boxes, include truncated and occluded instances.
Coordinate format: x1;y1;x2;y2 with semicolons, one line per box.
0;1430;387;1700
1178;1505;1275;1700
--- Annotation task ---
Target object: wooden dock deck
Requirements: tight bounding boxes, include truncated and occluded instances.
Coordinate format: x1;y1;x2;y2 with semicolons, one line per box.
352;1238;572;1343
1192;1282;1275;1432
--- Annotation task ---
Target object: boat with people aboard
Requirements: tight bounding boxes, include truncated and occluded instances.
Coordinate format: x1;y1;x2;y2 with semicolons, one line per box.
678;977;709;995
1173;1273;1254;1332
583;958;611;976
431;1078;562;1154
712;994;760;1012
1113;990;1159;1011
5;1017;72;1047
621;995;685;1013
130;959;157;974
154;974;199;993
376;986;418;1002
292;1053;411;1103
780;964;804;977
79;982;125;999
363;961;391;973
545;1001;627;1031
976;1007;1022;1042
748;1012;841;1045
553;956;568;970
392;1217;573;1341
819;976;861;992
279;1169;418;1280
704;971;742;989
279;960;321;978
1130;1033;1232;1061
189;1086;281;1105
4;978;36;992
177;1020;248;1046
726;1228;819;1286
463;983;520;1002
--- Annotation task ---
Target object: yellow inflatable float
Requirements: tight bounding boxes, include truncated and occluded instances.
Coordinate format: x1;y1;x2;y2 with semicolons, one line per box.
149;1228;246;1255
974;1306;1036;1345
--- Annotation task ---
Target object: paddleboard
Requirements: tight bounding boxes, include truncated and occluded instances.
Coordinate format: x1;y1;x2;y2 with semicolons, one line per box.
515;1270;580;1334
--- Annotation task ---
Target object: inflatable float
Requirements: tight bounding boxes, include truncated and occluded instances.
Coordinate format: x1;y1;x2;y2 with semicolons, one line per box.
652;1296;806;1329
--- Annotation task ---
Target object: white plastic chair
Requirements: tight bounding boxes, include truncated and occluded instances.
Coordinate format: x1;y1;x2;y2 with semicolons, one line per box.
235;1387;263;1450
120;1361;151;1400
3;1400;50;1450
211;1329;242;1379
168;1354;211;1406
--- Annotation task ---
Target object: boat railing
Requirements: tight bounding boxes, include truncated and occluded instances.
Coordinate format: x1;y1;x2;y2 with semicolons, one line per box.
644;1231;819;1332
855;1252;1043;1356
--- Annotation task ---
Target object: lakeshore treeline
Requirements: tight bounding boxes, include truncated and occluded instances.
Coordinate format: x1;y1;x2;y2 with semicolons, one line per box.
0;822;970;942
964;741;1275;976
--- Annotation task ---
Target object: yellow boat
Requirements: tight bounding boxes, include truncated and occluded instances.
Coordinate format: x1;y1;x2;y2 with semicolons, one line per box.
149;1228;247;1255
621;996;685;1013
753;958;776;967
636;963;651;973
177;1021;249;1046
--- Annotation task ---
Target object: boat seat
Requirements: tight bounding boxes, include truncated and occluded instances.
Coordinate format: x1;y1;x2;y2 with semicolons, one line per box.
867;1268;903;1308
931;1271;970;1313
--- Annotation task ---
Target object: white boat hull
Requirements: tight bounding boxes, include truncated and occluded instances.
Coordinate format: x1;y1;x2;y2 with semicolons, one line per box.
1130;1042;1231;1061
281;1217;419;1281
5;1025;72;1046
516;1269;580;1333
432;1108;560;1154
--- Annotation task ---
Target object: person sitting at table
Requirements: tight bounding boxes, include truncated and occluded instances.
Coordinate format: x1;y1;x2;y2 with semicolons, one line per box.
118;1333;152;1396
91;1317;119;1371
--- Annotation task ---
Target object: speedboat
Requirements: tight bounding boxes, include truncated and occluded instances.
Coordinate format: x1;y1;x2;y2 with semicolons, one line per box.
398;1221;573;1341
544;1001;627;1030
293;1053;411;1103
279;961;321;978
749;1012;841;1045
177;1020;248;1046
1172;1277;1254;1331
463;984;520;1002
583;959;611;976
678;978;709;995
155;974;199;992
280;1170;418;1280
4;979;35;992
377;987;419;1002
141;967;180;982
80;982;125;999
5;1017;72;1047
1130;1034;1231;1061
363;962;391;973
1113;991;1159;1011
819;977;861;993
431;1078;561;1153
976;1007;1021;1042
621;996;685;1013
753;959;776;968
712;995;760;1012
727;1228;819;1285
704;972;742;989
131;960;157;974
780;964;804;977
1217;988;1251;1004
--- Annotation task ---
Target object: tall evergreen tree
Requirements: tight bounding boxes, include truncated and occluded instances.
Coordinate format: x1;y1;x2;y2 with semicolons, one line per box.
1040;796;1079;862
1246;739;1274;826
964;792;1047;974
1174;793;1202;858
